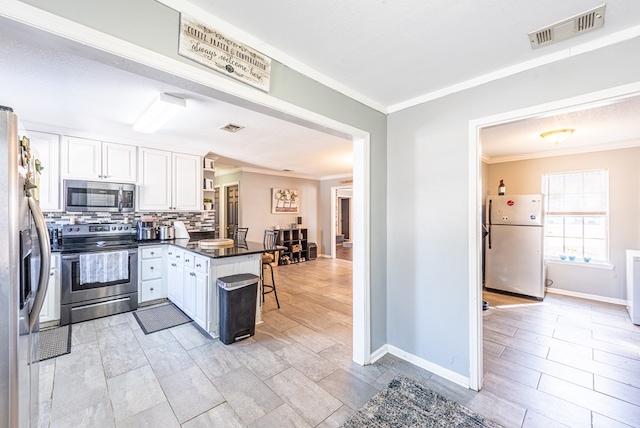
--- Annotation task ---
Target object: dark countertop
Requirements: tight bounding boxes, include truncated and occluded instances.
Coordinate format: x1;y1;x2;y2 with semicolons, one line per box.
52;231;277;259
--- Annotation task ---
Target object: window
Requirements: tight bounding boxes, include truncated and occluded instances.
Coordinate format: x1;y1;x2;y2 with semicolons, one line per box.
543;170;609;262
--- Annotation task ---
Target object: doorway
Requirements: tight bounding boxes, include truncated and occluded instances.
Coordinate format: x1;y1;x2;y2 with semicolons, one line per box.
469;83;640;391
225;185;239;239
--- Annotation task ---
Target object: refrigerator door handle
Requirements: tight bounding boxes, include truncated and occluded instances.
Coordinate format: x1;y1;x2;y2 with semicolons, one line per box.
27;193;51;332
487;199;492;249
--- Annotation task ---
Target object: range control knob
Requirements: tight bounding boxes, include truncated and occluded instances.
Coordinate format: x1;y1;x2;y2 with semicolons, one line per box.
124;226;129;230
112;226;116;230
67;227;73;232
74;227;80;231
118;226;122;230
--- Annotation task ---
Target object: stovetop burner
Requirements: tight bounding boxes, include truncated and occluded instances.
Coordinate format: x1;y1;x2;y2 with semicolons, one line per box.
59;223;136;253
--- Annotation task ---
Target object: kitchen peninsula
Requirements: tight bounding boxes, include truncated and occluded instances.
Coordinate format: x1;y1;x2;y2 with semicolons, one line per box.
138;235;265;339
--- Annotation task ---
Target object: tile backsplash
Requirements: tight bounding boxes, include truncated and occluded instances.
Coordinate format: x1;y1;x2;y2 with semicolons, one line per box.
44;211;216;232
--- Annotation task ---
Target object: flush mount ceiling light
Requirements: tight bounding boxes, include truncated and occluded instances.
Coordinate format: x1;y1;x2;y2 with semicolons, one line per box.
133;93;186;133
540;128;575;144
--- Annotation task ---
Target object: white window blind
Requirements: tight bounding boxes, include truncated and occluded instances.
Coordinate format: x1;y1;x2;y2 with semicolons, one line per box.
543;170;609;262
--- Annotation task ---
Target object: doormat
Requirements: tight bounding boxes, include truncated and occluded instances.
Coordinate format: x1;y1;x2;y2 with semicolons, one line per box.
38;325;72;362
133;303;191;335
342;376;503;428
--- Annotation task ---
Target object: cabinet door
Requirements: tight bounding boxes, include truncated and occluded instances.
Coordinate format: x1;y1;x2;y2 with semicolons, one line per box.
102;142;137;182
193;271;208;328
172;152;202;211
28;131;60;211
167;259;184;308
40;254;60;324
61;136;102;180
182;269;196;318
139;148;172;211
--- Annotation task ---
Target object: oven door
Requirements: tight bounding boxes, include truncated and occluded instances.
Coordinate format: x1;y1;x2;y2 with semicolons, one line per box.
64;180;135;213
60;248;138;324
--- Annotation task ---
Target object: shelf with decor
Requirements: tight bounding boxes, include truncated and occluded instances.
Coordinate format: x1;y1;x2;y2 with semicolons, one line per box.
277;228;308;265
202;155;216;211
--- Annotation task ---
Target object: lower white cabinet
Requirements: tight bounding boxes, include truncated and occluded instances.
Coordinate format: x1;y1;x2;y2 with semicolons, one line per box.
40;253;61;325
138;246;166;303
177;250;209;330
167;247;184;308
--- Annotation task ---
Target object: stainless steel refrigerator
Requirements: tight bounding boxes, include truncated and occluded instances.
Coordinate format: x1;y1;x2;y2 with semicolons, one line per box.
1;106;51;428
485;194;545;299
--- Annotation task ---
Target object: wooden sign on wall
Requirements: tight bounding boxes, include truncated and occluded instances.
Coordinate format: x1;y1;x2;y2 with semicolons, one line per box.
178;14;271;92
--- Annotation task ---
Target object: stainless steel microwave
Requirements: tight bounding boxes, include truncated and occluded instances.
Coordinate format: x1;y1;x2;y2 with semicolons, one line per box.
64;180;135;213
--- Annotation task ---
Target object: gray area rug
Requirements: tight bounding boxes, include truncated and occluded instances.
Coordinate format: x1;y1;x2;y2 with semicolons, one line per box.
133;303;191;334
38;325;71;361
342;376;503;428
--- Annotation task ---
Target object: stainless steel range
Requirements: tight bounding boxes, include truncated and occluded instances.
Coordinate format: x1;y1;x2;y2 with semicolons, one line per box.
59;223;138;325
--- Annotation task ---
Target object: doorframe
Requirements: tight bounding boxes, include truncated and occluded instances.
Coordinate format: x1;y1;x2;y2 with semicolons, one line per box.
221;181;239;239
0;2;373;366
330;185;354;259
468;81;640;391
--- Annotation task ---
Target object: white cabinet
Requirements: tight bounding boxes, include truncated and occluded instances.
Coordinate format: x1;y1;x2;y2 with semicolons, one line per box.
28;131;61;211
40;253;61;325
138;246;165;303
61;136;137;182
138;148;202;211
166;246;209;330
166;247;184;307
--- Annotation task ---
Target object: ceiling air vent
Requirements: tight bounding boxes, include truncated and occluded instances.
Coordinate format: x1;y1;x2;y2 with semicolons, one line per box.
528;4;606;49
219;123;244;133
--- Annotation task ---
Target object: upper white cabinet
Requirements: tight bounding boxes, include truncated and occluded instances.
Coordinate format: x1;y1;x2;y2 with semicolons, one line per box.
28;130;61;211
61;136;137;183
138;148;201;211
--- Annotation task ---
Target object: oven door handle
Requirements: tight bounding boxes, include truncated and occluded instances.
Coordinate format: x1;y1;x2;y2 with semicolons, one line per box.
27;192;51;332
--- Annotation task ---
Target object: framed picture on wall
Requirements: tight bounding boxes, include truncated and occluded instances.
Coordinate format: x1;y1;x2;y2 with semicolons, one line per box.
272;188;299;213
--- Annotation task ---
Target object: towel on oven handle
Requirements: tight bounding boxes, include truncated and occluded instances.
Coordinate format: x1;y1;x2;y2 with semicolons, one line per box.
79;251;129;285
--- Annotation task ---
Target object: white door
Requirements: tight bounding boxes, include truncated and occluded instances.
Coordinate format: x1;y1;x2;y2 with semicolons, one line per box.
102;142;137;182
138;148;172;211
172;152;201;211
28;131;60;211
61;136;102;180
193;271;207;328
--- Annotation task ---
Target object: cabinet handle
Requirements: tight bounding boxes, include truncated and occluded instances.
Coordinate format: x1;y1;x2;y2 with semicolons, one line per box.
171;263;176;267
176;255;181;259
196;263;201;267
185;259;190;263
150;287;154;291
190;272;196;277
150;251;155;255
150;266;154;270
50;272;55;276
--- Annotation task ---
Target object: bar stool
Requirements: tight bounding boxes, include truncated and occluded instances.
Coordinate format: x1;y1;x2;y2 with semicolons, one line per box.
262;229;280;308
233;226;248;244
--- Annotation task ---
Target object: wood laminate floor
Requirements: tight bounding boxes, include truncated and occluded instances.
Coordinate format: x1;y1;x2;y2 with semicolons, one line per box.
38;259;640;427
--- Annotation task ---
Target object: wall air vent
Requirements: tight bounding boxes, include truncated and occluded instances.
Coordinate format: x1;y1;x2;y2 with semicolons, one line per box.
528;4;606;49
219;123;245;133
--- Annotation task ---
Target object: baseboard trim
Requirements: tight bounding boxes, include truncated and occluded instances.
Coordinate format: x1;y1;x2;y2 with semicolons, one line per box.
546;287;626;306
369;345;470;389
369;344;388;363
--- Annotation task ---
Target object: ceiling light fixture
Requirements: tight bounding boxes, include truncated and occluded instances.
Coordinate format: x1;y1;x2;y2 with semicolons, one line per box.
540;128;575;144
133;93;186;134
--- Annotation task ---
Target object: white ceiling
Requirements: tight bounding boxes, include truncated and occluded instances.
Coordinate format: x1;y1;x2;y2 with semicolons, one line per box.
1;1;640;172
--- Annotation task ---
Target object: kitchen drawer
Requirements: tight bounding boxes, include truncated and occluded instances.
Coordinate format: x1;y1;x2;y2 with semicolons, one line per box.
141;246;163;260
172;249;185;263
141;259;162;280
194;255;209;274
182;251;195;269
140;279;163;302
166;246;177;260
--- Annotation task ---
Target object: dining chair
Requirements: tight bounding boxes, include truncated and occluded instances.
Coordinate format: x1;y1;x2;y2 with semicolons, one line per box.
262;229;280;308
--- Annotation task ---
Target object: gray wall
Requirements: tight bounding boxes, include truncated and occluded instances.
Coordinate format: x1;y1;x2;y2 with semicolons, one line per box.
19;0;388;352
487;147;640;300
388;37;640;377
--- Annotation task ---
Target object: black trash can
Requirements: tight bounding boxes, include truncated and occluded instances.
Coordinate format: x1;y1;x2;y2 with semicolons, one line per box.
307;242;317;260
217;273;259;345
